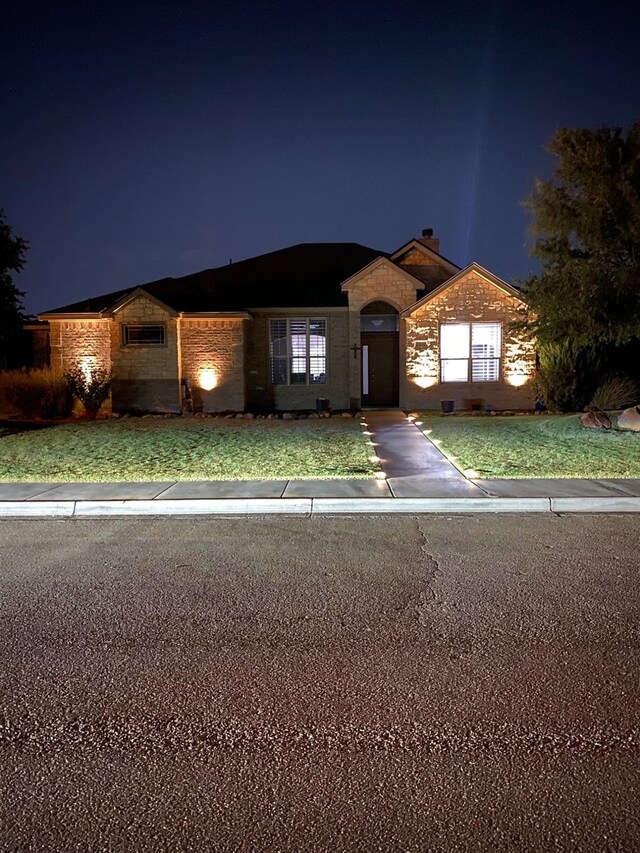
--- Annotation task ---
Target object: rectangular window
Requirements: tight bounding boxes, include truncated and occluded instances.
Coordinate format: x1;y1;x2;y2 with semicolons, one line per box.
440;322;501;382
122;324;165;346
269;318;327;385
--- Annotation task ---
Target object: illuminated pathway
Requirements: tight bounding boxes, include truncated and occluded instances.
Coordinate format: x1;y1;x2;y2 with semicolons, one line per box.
363;410;487;497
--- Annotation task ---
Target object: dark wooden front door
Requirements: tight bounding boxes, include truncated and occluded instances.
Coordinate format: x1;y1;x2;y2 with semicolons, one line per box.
361;331;399;407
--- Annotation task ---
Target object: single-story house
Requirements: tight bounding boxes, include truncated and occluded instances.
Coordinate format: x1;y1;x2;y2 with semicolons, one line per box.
38;229;536;414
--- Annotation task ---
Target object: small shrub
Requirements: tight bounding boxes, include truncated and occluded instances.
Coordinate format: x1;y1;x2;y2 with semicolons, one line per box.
0;368;75;419
66;367;112;417
591;376;639;411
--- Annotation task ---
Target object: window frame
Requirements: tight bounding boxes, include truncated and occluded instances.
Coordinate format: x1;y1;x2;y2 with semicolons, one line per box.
122;324;166;347
269;317;327;386
439;322;501;383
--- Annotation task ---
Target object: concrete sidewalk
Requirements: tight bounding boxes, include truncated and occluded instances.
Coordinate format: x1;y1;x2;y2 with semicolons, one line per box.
1;409;640;515
1;476;640;516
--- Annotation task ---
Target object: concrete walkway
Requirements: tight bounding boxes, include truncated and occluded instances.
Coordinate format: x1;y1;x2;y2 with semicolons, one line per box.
365;410;487;497
1;409;640;515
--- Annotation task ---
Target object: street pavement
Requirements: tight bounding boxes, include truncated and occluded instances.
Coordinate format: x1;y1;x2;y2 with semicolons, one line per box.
1;514;639;852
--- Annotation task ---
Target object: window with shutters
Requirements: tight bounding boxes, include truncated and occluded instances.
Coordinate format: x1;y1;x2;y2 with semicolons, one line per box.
269;318;327;385
440;323;501;382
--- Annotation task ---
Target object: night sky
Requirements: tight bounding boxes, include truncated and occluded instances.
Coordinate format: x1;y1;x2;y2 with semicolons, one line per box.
2;0;639;315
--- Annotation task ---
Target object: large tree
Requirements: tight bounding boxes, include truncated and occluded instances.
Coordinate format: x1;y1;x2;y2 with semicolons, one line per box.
0;209;29;367
522;123;640;349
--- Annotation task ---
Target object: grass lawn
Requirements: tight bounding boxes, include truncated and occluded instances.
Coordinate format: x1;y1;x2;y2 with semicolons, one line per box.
415;414;640;479
0;418;377;482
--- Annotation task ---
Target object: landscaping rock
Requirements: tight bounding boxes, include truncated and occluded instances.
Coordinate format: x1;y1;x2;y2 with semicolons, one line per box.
341;412;352;418
580;410;612;430
617;405;640;432
244;412;255;419
282;412;295;420
308;412;319;419
235;413;244;419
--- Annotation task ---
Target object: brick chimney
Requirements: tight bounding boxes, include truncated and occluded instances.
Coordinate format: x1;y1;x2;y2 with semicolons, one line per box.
419;228;440;254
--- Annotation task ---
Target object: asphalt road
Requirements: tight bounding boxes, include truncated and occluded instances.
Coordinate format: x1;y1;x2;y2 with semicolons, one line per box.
1;514;639;852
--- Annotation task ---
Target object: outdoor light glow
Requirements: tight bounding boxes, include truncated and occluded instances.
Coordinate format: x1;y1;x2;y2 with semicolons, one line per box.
199;367;217;391
374;471;387;480
78;356;96;383
362;430;373;436
369;455;380;464
413;376;437;389
506;373;529;387
464;469;479;478
415;420;423;425
431;438;442;445
423;429;432;435
406;415;415;421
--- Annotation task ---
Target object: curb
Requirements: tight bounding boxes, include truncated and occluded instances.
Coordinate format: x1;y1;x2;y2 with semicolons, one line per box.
2;496;640;517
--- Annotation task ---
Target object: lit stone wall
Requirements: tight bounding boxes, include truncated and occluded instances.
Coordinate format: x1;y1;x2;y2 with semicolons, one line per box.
110;294;180;413
49;319;112;374
403;271;536;411
48;319;112;414
394;246;453;289
179;318;246;412
343;261;423;409
245;309;350;411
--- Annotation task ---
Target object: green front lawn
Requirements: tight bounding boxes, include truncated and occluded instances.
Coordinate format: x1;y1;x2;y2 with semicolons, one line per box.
0;418;377;482
415;414;640;479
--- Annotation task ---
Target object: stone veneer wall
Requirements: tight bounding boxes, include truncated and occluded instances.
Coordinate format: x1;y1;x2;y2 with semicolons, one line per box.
403;271;536;411
49;320;112;374
343;261;423;409
394;246;454;289
245;308;350;411
110;294;180;413
179;318;246;412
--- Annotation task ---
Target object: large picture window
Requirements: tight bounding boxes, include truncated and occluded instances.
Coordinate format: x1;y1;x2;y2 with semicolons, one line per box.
440;323;501;382
269;318;327;385
122;324;165;346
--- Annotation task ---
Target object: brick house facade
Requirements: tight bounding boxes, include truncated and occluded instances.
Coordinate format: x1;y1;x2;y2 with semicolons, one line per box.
39;232;536;413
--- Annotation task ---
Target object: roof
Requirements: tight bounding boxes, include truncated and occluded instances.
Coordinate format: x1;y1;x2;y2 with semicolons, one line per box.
42;243;386;316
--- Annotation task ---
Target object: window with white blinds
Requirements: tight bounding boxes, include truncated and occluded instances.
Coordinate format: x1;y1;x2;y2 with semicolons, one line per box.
269;318;327;385
440;323;501;383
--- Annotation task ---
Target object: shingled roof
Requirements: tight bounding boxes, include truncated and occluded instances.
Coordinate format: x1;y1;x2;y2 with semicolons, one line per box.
42;243;386;315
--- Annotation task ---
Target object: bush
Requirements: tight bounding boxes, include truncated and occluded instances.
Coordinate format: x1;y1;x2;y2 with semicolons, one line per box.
536;342;601;412
0;368;75;419
591;376;639;411
66;366;112;417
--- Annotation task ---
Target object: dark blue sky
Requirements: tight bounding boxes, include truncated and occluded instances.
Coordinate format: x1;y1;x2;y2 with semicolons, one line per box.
2;0;639;314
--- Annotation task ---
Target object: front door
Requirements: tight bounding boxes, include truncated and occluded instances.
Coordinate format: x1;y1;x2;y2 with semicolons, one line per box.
361;331;399;407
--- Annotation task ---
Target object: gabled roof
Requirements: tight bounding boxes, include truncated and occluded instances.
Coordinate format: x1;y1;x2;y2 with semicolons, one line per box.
109;287;179;317
390;239;460;274
401;262;524;316
40;243;385;317
340;256;426;294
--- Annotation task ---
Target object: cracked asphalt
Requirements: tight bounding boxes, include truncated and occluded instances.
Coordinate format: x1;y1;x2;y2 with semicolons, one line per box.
1;514;639;852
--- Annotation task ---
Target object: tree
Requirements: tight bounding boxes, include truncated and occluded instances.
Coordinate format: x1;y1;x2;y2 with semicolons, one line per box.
521;123;640;350
0;209;29;367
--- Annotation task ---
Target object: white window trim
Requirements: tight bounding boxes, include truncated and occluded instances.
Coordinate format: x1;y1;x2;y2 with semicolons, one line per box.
440;322;501;383
269;317;327;386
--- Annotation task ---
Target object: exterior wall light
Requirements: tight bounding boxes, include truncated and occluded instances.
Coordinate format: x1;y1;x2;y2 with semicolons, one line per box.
78;356;97;383
413;376;437;389
199;368;217;391
506;373;530;387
